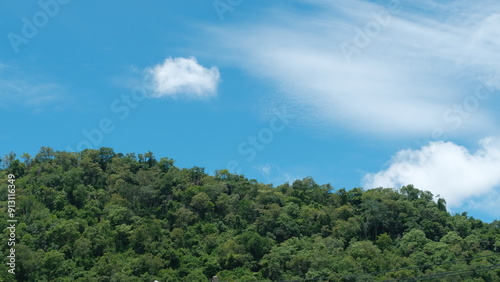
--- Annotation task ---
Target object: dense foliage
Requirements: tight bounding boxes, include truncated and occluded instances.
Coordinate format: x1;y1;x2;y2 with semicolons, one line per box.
0;147;499;281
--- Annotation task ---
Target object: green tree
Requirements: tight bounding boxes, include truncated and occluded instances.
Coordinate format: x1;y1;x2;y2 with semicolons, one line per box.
1;147;498;281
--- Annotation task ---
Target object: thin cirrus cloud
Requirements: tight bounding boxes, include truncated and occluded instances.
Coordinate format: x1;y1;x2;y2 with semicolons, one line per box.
146;57;220;99
0;65;64;110
204;0;500;138
362;137;500;213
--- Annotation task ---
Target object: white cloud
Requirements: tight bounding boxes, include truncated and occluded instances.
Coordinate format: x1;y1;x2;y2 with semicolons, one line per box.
146;57;220;99
363;137;500;209
204;0;500;138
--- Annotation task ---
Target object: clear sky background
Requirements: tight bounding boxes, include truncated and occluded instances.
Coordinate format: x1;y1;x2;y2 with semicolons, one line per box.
1;0;500;222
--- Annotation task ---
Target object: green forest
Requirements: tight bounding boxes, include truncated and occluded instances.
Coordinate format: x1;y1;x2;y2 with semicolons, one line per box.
0;147;499;281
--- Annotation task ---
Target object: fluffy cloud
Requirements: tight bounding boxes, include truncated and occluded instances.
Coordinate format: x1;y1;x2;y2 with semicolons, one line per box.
147;57;220;99
363;137;500;208
205;0;500;138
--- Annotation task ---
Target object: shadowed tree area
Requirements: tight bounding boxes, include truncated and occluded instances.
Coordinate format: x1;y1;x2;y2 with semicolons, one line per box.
0;147;499;281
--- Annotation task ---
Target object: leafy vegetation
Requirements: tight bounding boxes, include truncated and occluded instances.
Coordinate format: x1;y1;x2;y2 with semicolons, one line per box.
0;147;499;281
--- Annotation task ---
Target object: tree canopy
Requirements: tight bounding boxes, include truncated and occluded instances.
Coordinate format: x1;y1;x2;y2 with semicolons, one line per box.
0;147;499;281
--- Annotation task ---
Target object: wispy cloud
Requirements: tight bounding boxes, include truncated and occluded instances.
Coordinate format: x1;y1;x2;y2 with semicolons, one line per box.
255;164;273;176
204;0;500;138
146;57;220;99
0;65;64;111
465;191;500;221
363;137;500;211
253;163;308;186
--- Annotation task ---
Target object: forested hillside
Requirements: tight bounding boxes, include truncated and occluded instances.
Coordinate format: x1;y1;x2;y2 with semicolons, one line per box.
0;147;499;281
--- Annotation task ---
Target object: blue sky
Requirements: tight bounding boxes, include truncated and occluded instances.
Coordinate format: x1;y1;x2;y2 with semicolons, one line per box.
1;0;500;222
